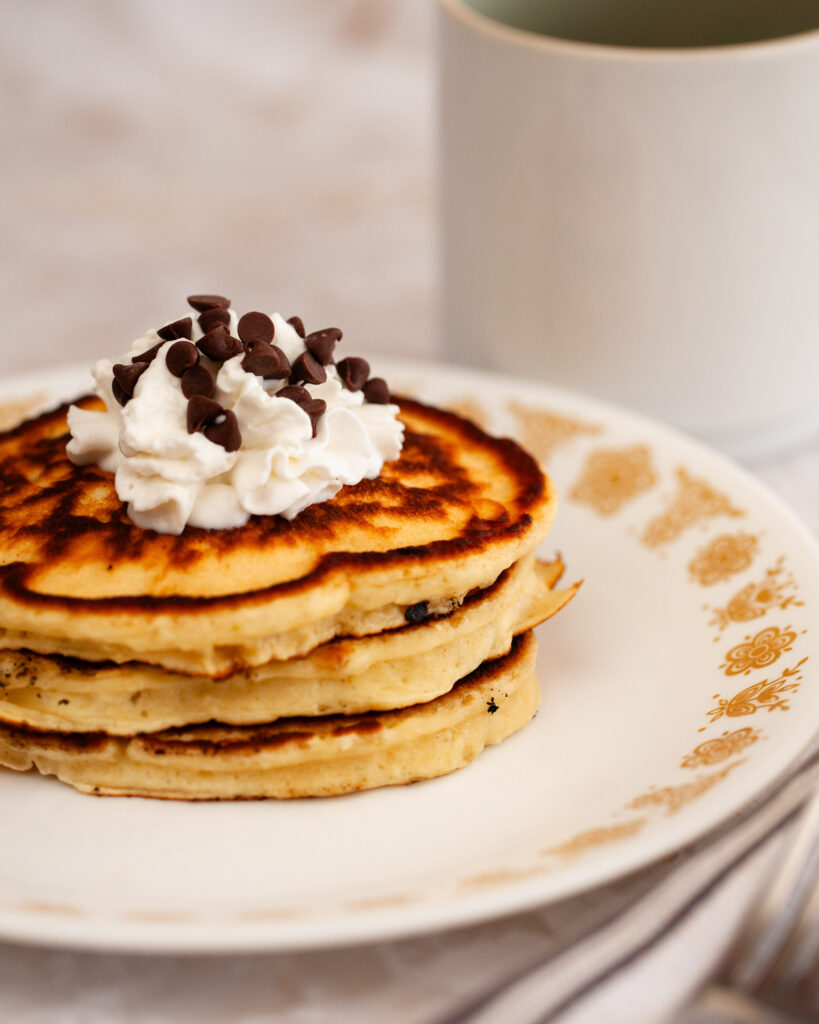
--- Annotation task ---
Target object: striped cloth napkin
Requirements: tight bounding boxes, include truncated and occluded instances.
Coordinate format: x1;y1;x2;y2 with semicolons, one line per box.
443;735;819;1024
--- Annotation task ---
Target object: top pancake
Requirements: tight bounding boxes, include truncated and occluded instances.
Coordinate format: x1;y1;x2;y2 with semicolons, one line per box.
0;395;556;655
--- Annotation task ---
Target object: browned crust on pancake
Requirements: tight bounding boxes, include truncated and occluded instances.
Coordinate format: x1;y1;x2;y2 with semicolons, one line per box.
0;396;549;613
0;633;528;755
0;565;511;682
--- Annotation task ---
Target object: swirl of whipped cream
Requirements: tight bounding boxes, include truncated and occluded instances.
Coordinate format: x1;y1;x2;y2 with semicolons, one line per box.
67;312;404;534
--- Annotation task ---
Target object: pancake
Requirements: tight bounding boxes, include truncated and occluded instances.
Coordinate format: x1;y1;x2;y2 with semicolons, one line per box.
0;557;577;735
0;588;470;676
0;395;556;674
0;369;575;800
0;632;540;799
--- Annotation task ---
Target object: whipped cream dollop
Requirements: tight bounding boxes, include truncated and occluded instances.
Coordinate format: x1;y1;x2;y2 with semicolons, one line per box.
67;305;404;534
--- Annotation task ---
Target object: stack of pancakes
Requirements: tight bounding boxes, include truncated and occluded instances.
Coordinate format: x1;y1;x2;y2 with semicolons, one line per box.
0;395;576;799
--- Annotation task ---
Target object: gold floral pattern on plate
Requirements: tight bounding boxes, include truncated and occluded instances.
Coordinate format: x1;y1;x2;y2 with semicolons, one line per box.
460;865;551;889
344;895;420;912
123;910;195;924
708;558;802;633
641;468;744;548
720;625;801;677
13;901;85;917
506;400;602;465
235;908;305;923
569;444;658;517
628;761;746;817
680;728;762;769
706;657;809;724
688;532;760;587
540;819;647;859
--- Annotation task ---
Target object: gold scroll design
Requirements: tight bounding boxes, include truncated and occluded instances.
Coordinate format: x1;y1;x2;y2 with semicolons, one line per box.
506;400;603;466
541;819;647;859
628;760;745;817
709;557;802;634
569;444;658;517
689;532;759;587
720;625;801;677
462;818;649;882
706;657;808;725
641;468;744;548
680;728;762;770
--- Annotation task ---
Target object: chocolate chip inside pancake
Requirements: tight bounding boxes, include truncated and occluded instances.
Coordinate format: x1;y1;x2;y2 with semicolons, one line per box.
404;601;429;625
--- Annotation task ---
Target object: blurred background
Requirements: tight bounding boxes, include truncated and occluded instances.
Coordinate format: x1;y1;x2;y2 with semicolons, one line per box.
0;0;434;374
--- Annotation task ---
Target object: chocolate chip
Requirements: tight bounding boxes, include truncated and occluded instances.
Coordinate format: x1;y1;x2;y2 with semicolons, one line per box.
131;342;162;364
112;361;148;403
187;294;230;312
237;311;274;347
187;395;222;434
404;601;429;625
181;364;215;399
306;326;341;346
276;385;310;405
275;385;324;434
363;377;390;404
290;351;327;386
204;409;241;452
157;317;193;341
287;315;306;338
336;356;370;392
198;307;231;332
111;380;130;407
165;340;199;378
197;325;243;362
224;336;245;359
305;328;341;366
301;398;326;436
241;344;290;379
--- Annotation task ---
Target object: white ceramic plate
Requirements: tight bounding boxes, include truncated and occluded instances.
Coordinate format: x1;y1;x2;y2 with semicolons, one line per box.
0;359;816;954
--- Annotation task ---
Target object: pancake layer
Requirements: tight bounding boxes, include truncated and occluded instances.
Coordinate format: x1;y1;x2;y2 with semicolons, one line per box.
0;632;540;799
0;397;556;672
0;558;577;735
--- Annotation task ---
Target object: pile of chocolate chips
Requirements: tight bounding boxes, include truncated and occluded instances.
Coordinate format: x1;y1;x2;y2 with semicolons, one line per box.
110;294;392;452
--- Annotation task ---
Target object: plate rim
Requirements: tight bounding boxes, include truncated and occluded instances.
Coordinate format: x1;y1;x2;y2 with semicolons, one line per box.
0;358;816;954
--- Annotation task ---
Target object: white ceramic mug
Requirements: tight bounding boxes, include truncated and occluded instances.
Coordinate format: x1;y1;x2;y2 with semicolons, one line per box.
439;0;819;459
